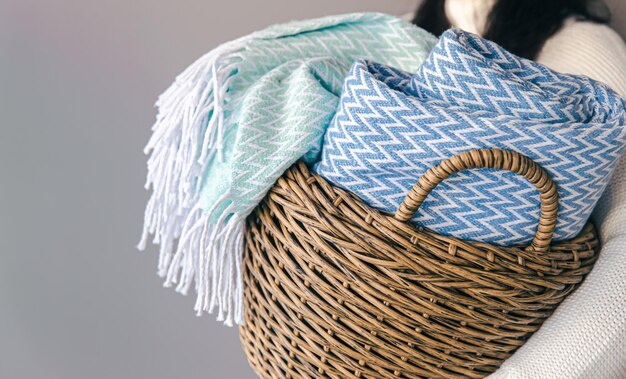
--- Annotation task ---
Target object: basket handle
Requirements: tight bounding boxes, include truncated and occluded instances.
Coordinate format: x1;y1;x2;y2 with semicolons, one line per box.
394;149;558;253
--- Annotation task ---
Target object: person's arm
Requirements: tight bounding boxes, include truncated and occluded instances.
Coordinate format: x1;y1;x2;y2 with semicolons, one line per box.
537;20;626;97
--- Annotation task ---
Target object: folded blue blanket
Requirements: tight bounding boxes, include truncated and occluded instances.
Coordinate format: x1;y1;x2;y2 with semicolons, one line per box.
314;29;626;245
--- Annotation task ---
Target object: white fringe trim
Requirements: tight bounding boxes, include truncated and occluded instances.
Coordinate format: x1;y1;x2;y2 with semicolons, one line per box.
140;190;245;326
138;35;253;326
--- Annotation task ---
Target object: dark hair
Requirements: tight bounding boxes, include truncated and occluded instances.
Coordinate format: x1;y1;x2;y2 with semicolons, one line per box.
412;0;611;60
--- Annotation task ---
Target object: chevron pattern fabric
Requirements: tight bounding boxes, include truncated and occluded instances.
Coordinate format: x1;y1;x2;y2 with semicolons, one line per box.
139;13;437;325
211;17;437;216
314;29;626;246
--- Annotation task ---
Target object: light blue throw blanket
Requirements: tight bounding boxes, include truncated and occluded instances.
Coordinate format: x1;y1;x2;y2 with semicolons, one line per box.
315;29;626;245
139;13;437;325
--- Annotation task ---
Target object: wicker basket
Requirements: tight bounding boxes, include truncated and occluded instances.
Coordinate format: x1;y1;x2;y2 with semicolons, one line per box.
240;148;598;379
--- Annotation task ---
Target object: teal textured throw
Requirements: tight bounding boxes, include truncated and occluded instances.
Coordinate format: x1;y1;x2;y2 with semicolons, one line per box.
139;13;437;325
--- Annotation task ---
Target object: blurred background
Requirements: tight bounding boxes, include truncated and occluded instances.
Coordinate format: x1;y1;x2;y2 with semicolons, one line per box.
1;1;624;378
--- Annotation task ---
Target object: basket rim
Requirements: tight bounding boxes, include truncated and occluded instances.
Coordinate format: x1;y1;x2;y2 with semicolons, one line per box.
282;160;596;256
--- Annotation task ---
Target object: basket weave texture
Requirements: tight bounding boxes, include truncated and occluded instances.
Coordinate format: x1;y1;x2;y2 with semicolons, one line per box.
240;149;598;379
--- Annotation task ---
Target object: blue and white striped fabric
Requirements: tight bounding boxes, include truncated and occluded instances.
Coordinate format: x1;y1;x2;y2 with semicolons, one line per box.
314;29;626;246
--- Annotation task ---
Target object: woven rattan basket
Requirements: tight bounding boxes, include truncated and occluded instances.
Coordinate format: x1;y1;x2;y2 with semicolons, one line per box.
240;148;598;379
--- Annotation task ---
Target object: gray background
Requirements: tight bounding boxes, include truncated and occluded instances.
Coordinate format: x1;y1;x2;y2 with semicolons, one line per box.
1;1;623;379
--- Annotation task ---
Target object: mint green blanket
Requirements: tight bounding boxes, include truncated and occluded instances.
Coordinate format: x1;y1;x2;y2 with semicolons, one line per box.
139;13;436;325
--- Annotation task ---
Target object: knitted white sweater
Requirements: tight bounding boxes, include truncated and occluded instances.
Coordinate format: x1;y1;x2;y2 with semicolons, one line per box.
426;2;626;378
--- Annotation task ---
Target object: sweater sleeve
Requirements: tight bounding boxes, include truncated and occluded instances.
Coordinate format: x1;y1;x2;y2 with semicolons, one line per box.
537;20;626;97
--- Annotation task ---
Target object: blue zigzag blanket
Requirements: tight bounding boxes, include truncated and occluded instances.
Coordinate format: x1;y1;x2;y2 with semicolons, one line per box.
314;29;626;246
